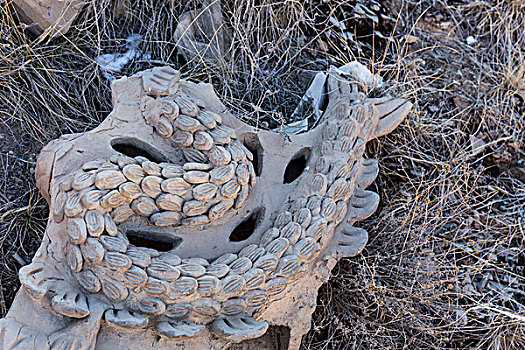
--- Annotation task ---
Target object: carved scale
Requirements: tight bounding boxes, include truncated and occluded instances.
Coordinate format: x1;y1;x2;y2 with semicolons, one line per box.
0;67;411;349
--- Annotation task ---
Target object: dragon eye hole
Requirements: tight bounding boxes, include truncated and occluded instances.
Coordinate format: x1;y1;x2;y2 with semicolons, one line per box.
283;147;310;184
111;137;167;163
229;207;265;242
241;133;263;176
126;229;182;252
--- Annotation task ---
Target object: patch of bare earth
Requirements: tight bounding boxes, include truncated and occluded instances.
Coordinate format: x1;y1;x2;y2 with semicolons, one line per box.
0;1;523;348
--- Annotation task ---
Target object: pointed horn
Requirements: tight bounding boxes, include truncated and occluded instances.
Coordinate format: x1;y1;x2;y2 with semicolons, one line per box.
370;98;412;139
335;224;368;258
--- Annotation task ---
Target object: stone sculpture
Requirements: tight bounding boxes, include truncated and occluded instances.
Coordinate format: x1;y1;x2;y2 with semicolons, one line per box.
13;0;85;37
0;66;411;349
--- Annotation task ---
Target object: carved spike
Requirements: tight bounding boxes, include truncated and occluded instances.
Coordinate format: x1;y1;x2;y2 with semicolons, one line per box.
99;275;129;302
196;275;221;293
357;158;379;189
213;253;237;265
178;263;206;278
253;254;279;274
76;270;101;293
104;309;148;329
165;303;191;319
335;224;369;258
104;214;118;236
67;217;87;245
154;117;174;138
84;210;105;237
196;110;218;129
182;200;210;217
156;321;205;340
192;298;221;317
18;262;52;299
170;276;197;294
206;263;230;278
161;177;190;196
280;222;302;245
274;211;292;228
150;211;182;227
131;196;159;216
51;290;90;318
244;290;269;309
64;191;85;217
99;235;127;253
294;237;318;261
66;243;83;273
141;175;163;198
347;188;380;221
210;317;268;343
265;277;288;300
234;184;250;209
221;298;246;316
210;163;235;185
265;237;290;258
183;148;208;163
172;130;194;147
122;266;148;287
104;252;132;271
80;237;105;264
111;205;134;224
126;248;151;268
182;257;209;266
208;127;231;145
220;274;245;294
208;146;232;167
209;199;234;221
229;257;253;274
122;164;145;184
81;189;105;210
182;215;210;226
156;193;183;211
52;190;66;223
243;268;265;290
94;170;126;190
143;277;169;296
275;255;301;278
161;164;183;178
370;98;412;139
193;130;214;151
174;96;198;117
137;297;166;316
146;261;180;281
183;170;210;184
142;161;162;176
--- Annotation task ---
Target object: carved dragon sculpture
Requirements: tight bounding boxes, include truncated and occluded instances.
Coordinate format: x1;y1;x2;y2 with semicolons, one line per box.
0;66;411;349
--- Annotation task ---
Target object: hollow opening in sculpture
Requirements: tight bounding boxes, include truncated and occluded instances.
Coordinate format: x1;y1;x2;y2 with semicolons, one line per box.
111;137;168;163
229;207;265;242
241;133;263;176
283;147;311;184
126;229;182;252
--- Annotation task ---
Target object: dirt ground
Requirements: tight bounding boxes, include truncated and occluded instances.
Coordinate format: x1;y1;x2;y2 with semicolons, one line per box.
0;0;524;349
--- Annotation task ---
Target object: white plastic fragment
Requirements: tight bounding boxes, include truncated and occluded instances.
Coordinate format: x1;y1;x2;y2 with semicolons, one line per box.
466;36;478;45
97;34;145;80
336;61;384;90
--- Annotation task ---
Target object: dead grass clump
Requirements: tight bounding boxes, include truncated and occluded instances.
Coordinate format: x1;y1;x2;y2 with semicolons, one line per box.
304;1;525;349
0;0;524;349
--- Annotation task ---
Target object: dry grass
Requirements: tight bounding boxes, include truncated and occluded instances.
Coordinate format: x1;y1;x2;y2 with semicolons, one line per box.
0;0;524;348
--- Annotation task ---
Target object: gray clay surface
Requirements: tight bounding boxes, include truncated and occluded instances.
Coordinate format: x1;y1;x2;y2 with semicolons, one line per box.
0;66;411;349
